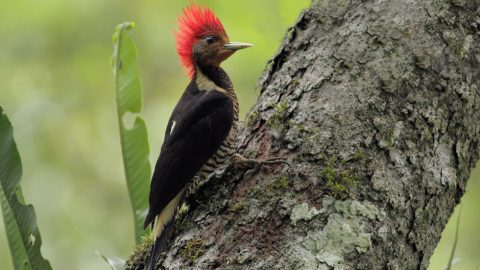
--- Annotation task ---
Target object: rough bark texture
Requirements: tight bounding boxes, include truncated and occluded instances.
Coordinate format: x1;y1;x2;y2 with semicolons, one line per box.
127;0;480;269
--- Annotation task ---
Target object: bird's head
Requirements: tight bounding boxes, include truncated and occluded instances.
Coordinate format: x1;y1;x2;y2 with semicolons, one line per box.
176;4;252;78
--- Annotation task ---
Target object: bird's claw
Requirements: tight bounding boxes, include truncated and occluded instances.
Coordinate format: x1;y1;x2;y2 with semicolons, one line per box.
231;153;291;171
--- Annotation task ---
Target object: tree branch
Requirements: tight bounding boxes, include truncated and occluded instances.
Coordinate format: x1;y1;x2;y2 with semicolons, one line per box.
127;0;480;269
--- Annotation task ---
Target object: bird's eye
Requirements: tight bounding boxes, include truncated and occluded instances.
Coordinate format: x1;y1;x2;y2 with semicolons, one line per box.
205;35;216;44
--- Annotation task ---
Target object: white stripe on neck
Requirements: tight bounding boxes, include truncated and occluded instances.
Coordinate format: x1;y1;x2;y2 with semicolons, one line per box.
196;70;226;93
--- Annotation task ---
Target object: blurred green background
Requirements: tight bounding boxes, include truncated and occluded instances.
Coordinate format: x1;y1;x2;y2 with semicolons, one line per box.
0;0;478;269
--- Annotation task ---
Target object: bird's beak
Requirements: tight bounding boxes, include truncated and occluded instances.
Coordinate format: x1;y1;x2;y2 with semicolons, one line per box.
224;42;253;51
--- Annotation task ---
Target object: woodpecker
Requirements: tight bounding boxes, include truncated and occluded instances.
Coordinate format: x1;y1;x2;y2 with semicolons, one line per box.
144;4;252;269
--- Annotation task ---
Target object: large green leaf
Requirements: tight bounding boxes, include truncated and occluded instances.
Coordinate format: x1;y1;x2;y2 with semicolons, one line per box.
112;22;151;244
0;107;52;270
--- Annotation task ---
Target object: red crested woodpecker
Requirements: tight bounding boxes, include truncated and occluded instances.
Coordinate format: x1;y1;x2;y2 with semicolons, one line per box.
144;4;252;269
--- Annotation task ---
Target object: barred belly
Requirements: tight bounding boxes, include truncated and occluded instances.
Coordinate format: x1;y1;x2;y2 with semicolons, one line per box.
186;124;238;195
186;84;239;196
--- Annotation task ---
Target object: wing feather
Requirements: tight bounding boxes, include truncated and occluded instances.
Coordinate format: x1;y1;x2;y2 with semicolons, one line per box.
144;89;233;228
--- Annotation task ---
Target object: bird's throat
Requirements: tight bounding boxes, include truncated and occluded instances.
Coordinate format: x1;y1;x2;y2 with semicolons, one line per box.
196;69;225;92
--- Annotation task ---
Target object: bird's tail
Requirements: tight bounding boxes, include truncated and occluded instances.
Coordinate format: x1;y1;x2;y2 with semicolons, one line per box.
146;191;185;270
146;218;176;270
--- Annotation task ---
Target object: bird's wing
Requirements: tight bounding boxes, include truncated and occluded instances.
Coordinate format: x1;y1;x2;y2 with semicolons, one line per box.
144;89;233;228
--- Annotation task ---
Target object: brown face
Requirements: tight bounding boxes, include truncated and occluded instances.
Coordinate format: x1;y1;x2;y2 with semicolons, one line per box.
192;34;235;68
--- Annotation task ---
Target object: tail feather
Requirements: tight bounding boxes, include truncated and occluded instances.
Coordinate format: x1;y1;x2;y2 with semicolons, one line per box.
146;191;185;270
146;218;176;270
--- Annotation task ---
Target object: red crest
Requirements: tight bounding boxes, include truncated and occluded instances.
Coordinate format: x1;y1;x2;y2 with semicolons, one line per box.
176;4;227;78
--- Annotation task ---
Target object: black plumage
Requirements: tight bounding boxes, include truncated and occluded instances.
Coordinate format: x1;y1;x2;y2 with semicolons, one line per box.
144;70;234;229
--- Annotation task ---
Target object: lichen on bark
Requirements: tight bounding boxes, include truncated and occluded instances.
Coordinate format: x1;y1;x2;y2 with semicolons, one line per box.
127;0;480;269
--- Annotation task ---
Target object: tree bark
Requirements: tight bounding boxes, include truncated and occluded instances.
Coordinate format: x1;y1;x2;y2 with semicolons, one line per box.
127;0;480;269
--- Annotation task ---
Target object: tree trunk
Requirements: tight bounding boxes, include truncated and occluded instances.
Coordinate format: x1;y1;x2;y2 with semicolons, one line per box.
127;0;480;269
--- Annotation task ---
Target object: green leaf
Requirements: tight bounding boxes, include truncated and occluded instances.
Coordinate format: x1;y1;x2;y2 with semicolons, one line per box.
446;205;462;270
96;250;126;270
112;22;151;244
0;107;53;270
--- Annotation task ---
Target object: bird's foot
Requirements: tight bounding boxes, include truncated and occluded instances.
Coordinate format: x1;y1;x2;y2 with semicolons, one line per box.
231;153;291;175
